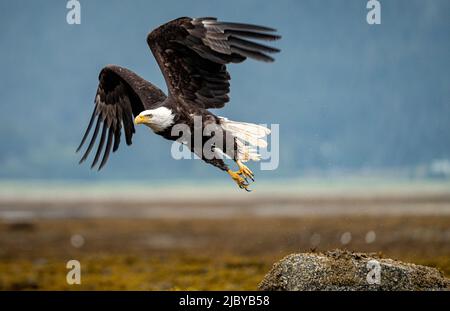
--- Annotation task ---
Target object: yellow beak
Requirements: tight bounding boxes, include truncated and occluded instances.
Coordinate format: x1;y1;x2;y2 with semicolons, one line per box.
134;115;150;125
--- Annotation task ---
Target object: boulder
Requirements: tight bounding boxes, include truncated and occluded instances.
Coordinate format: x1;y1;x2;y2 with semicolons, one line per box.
259;249;449;291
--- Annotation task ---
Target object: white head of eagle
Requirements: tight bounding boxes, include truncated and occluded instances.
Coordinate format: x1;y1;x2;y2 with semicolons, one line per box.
134;107;175;133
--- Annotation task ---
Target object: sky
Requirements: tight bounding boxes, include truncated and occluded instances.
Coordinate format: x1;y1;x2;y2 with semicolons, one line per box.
0;0;449;181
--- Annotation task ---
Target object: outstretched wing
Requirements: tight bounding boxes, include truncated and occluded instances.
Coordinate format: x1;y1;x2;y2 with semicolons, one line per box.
77;65;166;170
147;17;280;109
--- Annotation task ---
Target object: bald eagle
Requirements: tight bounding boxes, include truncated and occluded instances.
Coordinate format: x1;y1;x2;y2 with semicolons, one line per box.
77;17;280;191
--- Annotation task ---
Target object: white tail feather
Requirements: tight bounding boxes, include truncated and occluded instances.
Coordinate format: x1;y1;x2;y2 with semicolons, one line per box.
220;117;270;162
236;140;261;162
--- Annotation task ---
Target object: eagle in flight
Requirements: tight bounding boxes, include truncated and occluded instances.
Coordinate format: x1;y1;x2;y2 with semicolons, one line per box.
77;17;280;191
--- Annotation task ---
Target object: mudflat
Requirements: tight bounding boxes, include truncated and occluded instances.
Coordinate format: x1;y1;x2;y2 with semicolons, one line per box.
0;188;449;290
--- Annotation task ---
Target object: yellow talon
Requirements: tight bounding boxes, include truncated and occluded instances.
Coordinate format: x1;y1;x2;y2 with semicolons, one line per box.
227;169;250;191
227;161;255;191
237;160;254;181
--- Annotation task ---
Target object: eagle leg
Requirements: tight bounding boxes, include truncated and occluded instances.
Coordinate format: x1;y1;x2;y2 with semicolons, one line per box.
236;160;255;182
227;169;251;192
227;160;254;192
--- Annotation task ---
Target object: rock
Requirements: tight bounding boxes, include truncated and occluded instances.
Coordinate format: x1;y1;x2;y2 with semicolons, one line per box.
259;249;449;291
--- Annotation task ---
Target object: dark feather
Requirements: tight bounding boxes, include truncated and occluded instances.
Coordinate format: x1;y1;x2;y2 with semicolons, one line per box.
91;121;108;168
79;116;101;164
210;22;276;32
228;36;280;53
77;65;166;169
112;129;121;152
230;46;275;62
99;127;114;170
146;17;280;109
226;30;281;41
76;106;97;152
